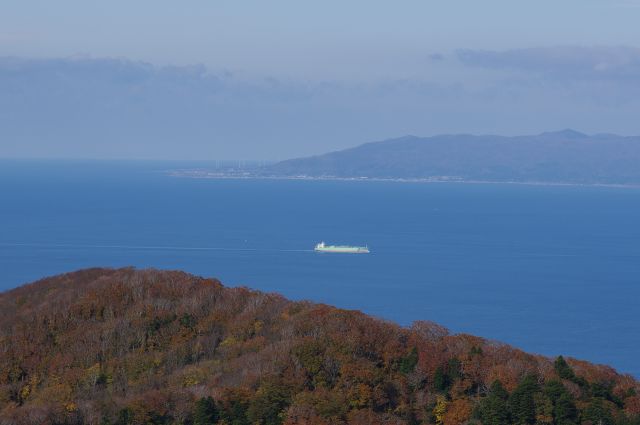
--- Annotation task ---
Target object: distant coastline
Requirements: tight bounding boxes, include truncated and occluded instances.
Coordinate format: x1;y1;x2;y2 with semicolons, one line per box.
233;130;640;188
168;169;640;189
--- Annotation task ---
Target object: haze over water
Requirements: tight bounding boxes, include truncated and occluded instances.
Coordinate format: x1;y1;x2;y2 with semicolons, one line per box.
1;160;639;376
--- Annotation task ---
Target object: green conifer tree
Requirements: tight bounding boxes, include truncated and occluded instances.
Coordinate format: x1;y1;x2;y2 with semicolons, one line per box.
433;366;449;393
510;373;539;425
554;356;576;381
544;380;577;425
447;358;462;381
583;398;614;425
399;347;419;374
554;392;577;425
247;381;291;425
194;396;219;425
480;380;510;425
114;408;134;425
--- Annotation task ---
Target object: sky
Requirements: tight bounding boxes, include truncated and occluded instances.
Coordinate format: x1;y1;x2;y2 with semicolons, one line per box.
2;0;640;159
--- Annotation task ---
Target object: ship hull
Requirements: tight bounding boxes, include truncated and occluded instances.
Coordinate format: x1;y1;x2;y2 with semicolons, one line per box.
315;247;369;254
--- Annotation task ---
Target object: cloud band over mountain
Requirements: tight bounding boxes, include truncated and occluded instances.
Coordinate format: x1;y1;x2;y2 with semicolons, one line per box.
456;46;640;80
2;46;640;159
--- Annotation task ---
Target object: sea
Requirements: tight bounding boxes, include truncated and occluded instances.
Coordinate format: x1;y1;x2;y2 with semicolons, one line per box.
1;160;639;377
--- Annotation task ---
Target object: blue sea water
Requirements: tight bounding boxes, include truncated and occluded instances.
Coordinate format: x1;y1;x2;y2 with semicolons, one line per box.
1;160;639;376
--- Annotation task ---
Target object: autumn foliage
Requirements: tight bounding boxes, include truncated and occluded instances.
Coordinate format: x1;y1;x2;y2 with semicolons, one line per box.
0;268;638;425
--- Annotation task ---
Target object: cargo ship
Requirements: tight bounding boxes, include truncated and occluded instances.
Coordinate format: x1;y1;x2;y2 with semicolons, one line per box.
314;241;370;254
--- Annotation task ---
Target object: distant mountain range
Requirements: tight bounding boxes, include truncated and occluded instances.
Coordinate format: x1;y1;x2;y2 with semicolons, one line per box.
266;130;640;185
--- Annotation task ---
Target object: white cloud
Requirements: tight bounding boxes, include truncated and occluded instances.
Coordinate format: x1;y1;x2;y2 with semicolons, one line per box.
456;46;640;80
1;53;640;160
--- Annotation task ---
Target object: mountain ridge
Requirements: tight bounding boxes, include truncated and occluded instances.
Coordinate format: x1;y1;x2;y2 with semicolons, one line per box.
266;130;640;184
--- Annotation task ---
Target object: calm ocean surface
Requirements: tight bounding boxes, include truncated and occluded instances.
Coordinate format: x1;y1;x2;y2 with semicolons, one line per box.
1;160;639;376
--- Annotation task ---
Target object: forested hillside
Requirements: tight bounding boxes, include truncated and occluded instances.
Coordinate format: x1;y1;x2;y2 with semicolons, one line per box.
1;268;638;425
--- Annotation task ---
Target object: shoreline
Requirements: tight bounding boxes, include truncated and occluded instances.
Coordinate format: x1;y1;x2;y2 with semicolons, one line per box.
167;170;640;189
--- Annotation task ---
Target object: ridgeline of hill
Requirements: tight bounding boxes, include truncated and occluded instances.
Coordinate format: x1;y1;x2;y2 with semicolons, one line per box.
1;268;639;425
266;130;640;185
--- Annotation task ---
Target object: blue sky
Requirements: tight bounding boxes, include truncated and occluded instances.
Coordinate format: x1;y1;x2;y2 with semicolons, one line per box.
2;0;640;159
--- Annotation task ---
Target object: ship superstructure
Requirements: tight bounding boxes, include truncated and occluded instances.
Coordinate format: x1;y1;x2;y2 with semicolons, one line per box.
314;242;370;254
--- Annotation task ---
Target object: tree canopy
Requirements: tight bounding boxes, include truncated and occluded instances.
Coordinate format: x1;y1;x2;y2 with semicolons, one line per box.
0;268;639;425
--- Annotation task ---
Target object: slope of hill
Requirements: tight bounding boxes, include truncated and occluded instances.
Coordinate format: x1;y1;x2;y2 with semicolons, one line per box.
267;131;640;184
1;268;639;425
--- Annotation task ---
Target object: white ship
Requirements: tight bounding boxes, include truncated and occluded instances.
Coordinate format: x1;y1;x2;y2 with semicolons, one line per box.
314;242;370;254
